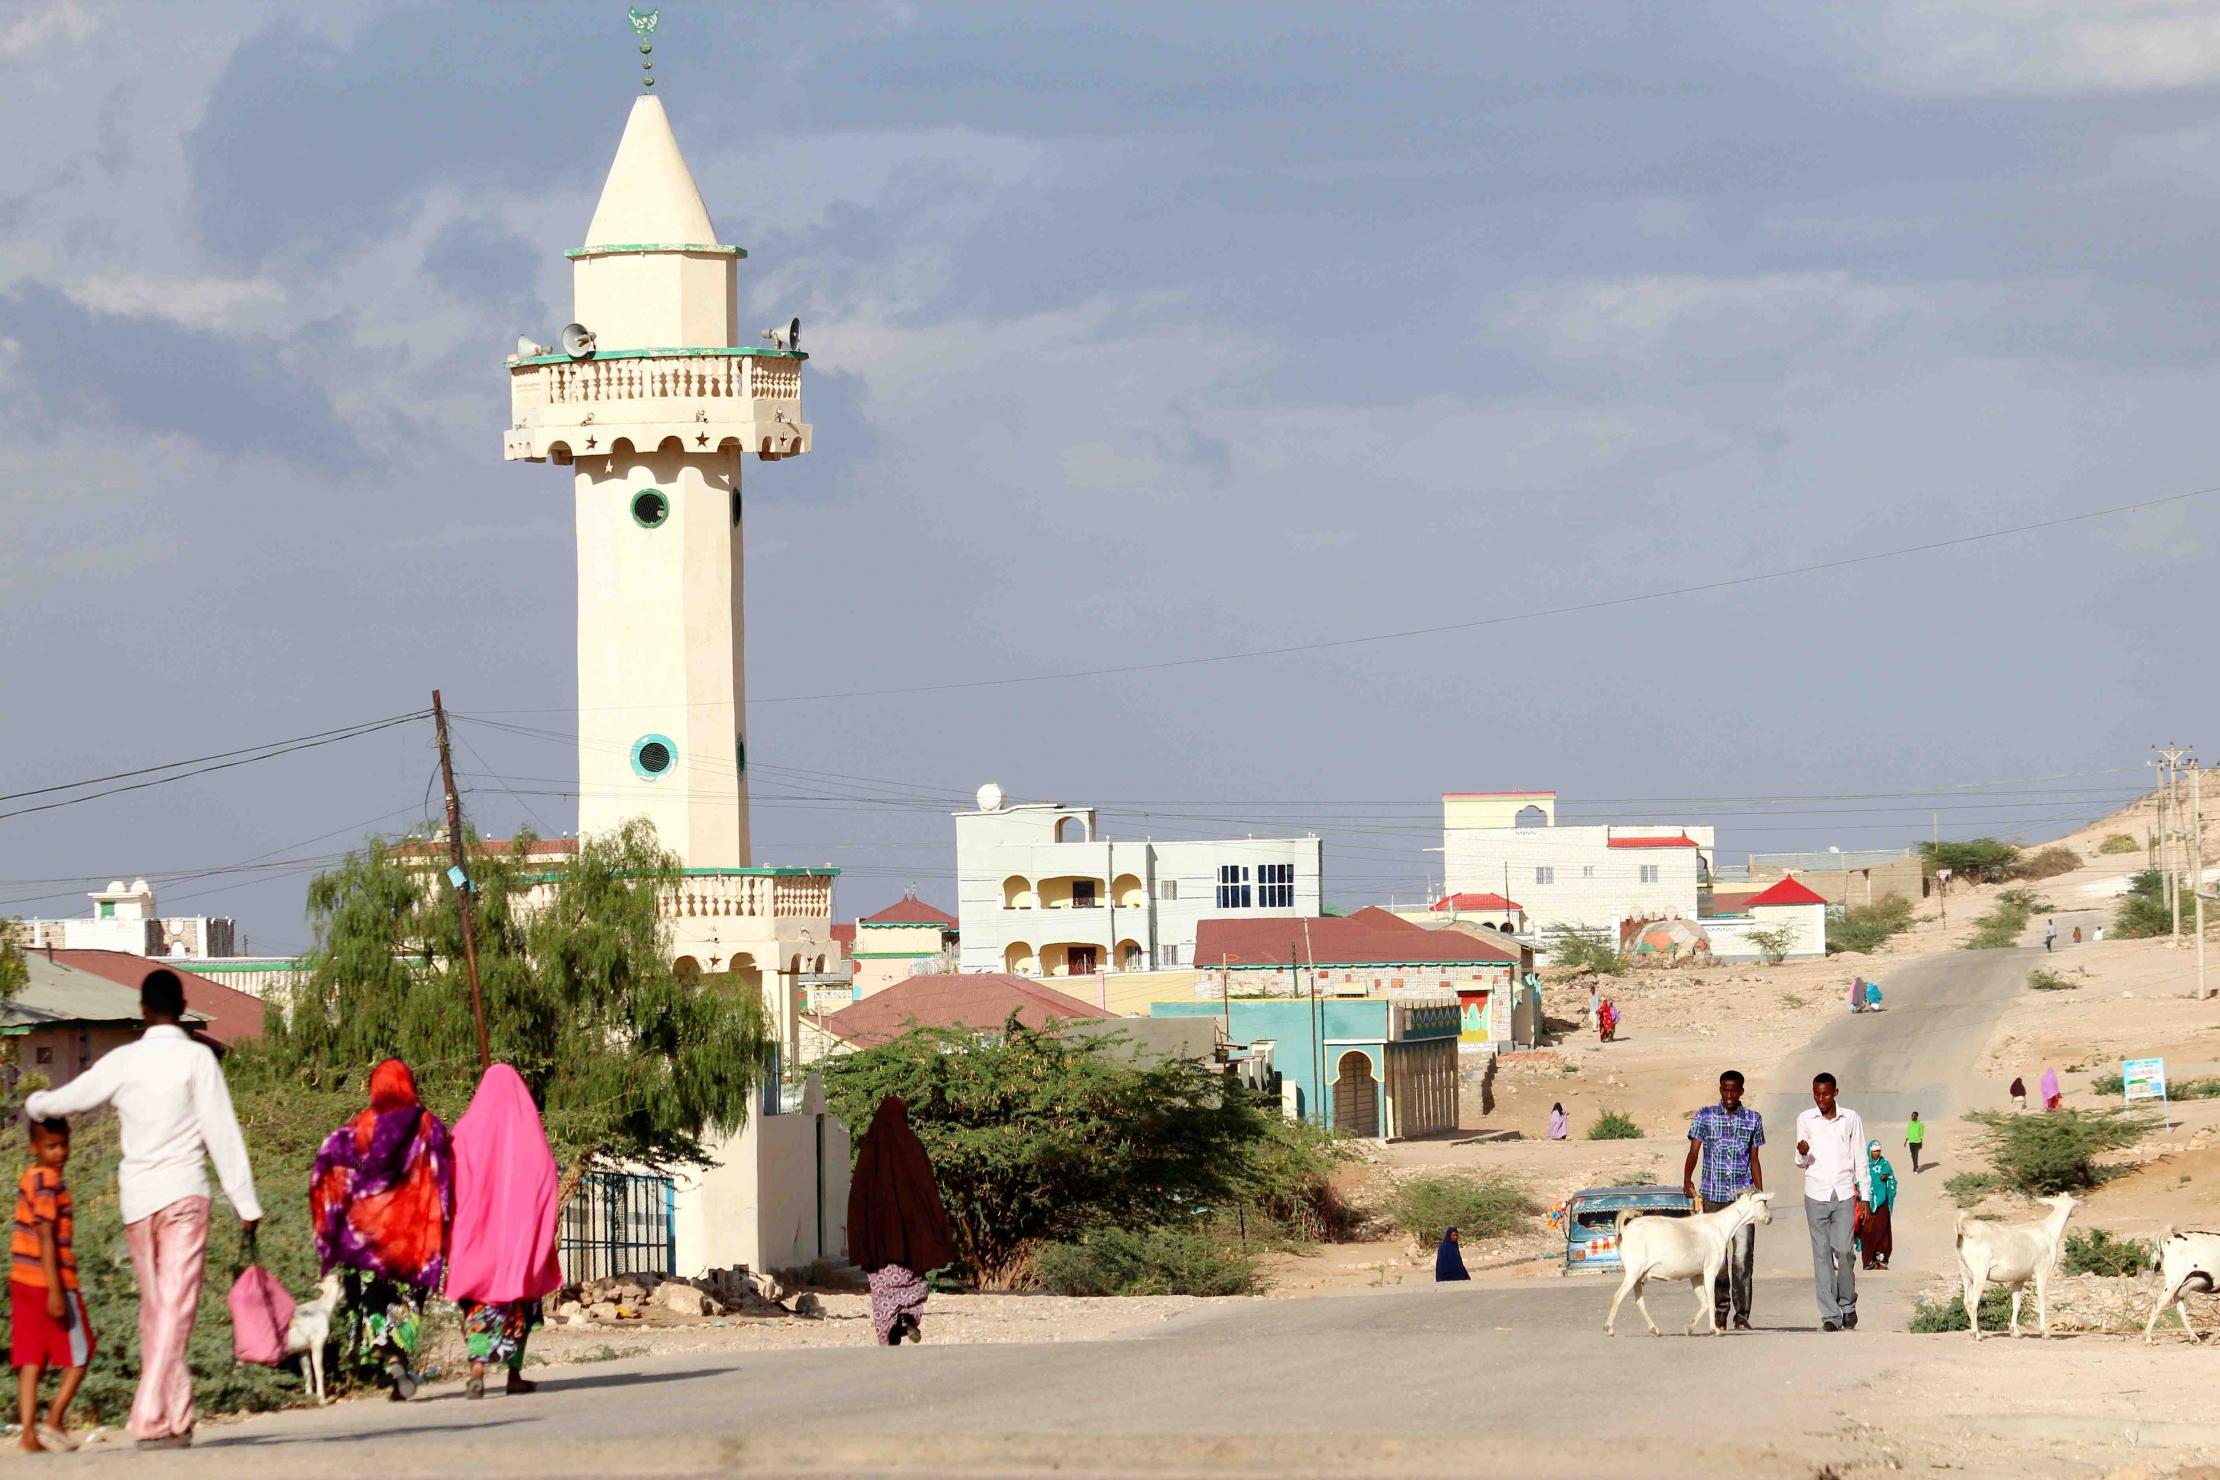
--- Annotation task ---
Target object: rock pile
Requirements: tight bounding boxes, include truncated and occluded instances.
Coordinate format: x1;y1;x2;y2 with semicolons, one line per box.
545;1266;802;1328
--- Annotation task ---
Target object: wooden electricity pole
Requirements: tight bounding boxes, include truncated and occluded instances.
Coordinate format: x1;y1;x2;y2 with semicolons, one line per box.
432;689;493;1070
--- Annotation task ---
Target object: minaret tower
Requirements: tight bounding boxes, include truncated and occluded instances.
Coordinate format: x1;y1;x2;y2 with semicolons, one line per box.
503;77;810;870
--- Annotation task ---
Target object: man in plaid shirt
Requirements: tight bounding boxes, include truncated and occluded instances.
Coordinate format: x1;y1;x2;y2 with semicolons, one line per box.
1683;1069;1766;1330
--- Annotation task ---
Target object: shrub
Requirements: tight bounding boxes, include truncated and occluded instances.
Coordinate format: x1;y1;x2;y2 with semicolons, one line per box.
2097;834;2142;856
1909;1285;2016;1333
1944;1171;2004;1207
1827;896;1915;955
1550;925;1627;977
1962;1108;2154;1195
1747;926;1794;966
2062;1227;2153;1277
2090;1070;2123;1096
2026;968;2078;992
1964;892;2035;950
1034;1226;1265;1297
1387;1173;1538;1247
1587;1109;1643;1140
2113;868;2173;939
2007;846;2081;881
1920;838;2021;883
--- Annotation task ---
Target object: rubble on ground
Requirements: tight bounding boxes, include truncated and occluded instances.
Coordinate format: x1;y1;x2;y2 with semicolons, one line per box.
546;1266;806;1328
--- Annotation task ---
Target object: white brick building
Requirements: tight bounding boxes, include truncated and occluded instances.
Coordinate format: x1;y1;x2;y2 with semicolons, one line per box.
955;784;1322;976
1439;791;1715;959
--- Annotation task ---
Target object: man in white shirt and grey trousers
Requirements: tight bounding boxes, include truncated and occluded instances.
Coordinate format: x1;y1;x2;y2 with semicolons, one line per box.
27;968;261;1450
1793;1071;1870;1332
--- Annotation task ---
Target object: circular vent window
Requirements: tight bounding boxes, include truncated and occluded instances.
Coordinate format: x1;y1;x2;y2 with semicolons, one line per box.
632;489;669;528
631;734;676;779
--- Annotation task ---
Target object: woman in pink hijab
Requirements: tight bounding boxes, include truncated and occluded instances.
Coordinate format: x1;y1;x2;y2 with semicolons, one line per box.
445;1065;564;1399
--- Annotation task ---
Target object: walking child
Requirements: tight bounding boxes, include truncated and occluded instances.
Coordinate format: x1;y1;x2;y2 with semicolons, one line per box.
1905;1111;1925;1173
12;1119;92;1452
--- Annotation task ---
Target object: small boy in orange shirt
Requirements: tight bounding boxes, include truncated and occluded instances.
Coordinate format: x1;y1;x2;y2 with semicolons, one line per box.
12;1118;91;1452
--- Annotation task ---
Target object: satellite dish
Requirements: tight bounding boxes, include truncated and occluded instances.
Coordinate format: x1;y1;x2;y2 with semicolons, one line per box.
516;334;549;359
560;322;598;359
976;782;1006;813
760;316;800;352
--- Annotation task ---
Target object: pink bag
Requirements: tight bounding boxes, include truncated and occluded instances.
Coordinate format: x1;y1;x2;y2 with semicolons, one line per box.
228;1264;295;1366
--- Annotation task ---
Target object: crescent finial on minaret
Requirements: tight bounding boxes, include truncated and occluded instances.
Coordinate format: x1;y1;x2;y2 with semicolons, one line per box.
628;7;659;88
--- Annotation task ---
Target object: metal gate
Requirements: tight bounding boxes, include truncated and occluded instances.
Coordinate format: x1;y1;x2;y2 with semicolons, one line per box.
560;1171;676;1282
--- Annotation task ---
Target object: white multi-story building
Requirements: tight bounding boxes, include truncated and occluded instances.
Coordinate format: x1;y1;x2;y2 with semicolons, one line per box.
955;784;1322;976
1439;791;1715;957
14;879;237;959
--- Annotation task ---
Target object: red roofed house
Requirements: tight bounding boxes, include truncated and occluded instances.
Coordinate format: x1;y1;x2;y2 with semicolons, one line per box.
1430;892;1527;935
848;893;959;998
1698;875;1829;961
1438;790;1715;964
1196;906;1524;1053
802;972;1114;1058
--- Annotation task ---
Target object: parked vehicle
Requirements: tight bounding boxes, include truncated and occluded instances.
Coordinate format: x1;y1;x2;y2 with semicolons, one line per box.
1561;1183;1694;1275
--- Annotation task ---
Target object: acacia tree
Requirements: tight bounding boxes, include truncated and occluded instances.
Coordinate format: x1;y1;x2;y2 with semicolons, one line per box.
264;819;771;1185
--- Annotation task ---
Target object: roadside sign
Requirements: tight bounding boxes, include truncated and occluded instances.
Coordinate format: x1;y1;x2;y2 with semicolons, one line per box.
2122;1056;2171;1127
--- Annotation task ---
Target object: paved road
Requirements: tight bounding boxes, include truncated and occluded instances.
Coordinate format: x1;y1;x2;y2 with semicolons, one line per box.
81;943;2074;1477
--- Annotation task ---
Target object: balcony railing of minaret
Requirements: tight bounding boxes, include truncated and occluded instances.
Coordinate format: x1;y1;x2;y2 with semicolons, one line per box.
508;350;802;412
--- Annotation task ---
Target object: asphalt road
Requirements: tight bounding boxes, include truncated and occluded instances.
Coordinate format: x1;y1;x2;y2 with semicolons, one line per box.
74;943;2071;1478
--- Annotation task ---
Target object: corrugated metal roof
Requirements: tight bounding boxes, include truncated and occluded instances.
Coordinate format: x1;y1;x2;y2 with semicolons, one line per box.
2;954;202;1031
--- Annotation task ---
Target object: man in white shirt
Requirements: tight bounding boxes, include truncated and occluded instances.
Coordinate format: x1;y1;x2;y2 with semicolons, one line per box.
1793;1071;1870;1332
26;969;261;1450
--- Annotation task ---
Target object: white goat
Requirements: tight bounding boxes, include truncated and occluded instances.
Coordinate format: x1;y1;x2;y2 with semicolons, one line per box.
286;1272;344;1403
1605;1190;1773;1337
1954;1193;2078;1341
2143;1227;2220;1344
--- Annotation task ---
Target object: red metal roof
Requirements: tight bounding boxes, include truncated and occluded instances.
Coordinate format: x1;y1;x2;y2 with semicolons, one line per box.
1606;834;1699;848
819;973;1114;1048
1432;892;1521;912
1747;876;1829;907
45;950;266;1045
388;837;577;860
859;896;958;928
830;923;857;950
1197;910;1519;968
1701;890;1761;917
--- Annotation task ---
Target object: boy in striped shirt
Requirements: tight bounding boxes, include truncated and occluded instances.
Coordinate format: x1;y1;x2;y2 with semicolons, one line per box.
12;1118;91;1452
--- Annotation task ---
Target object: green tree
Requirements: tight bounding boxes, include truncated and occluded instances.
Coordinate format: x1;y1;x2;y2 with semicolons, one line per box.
818;1018;1297;1283
266;820;771;1186
0;917;26;1002
2112;867;2172;939
1746;926;1794;965
1919;838;2021;882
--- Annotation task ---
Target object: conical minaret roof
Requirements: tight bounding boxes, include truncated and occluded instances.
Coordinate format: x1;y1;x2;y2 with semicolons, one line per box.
582;95;721;248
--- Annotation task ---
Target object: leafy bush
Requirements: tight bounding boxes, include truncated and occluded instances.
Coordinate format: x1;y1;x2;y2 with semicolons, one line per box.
1231;1115;1362;1243
1587;1109;1643;1140
1920;838;2021;883
819;1019;1300;1283
1747;926;1794;966
2113;868;2173;939
2007;846;2081;881
2026;968;2078;992
1827;896;1915;955
1962;1108;2154;1195
2097;834;2142;856
1963;891;2036;949
1034;1226;1265;1297
1944;1171;2004;1207
2062;1227;2153;1277
1909;1285;2016;1333
2090;1070;2123;1096
1387;1173;1538;1247
1549;925;1627;977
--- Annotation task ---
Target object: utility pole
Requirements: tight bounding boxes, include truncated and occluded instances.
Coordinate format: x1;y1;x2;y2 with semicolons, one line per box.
432;689;493;1071
2156;745;2191;944
2193;761;2210;1000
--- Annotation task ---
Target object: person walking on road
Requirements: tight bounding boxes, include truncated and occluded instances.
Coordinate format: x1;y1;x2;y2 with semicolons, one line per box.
848;1096;956;1346
1904;1111;1926;1173
2044;919;2058;952
1433;1226;1470;1282
2009;1076;2027;1111
1858;1141;1896;1271
1684;1069;1765;1330
2040;1065;2063;1111
445;1064;564;1400
24;969;262;1450
1794;1072;1870;1332
309;1059;454;1401
1587;986;1600;1029
1848;976;1865;1013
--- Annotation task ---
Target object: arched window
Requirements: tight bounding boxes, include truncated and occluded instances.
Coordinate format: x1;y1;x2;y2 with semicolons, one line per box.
1515;805;1546;828
1055;815;1087;843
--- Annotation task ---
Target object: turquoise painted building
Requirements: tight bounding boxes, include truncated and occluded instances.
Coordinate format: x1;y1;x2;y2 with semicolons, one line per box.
1153;997;1460;1140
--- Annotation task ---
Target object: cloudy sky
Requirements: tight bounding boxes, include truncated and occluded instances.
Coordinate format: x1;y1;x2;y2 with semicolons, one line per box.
4;0;2216;948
